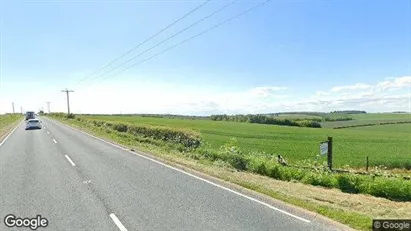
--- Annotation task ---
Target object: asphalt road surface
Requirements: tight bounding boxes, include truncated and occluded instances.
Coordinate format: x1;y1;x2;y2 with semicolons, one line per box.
0;117;350;231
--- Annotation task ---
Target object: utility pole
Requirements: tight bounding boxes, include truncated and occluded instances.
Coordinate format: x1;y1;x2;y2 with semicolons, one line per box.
21;106;23;114
61;89;74;115
46;102;51;113
12;102;15;114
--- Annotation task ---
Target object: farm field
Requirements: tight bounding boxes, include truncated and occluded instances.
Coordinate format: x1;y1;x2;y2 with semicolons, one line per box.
321;113;411;128
349;123;411;133
351;113;411;120
77;114;411;170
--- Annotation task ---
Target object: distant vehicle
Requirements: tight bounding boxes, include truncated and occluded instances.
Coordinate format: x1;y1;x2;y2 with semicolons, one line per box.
25;111;35;121
26;119;42;130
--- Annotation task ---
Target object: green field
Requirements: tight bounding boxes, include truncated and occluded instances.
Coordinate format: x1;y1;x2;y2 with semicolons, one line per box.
78;114;411;169
350;123;411;133
351;113;411;120
321;113;411;128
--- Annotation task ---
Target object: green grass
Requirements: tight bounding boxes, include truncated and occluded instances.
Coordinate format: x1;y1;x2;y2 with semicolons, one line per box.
0;114;22;134
321;113;411;128
351;113;411;120
350;123;411;133
77;114;411;170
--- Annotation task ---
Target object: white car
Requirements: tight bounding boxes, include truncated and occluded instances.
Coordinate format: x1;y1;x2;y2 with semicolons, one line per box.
26;119;42;130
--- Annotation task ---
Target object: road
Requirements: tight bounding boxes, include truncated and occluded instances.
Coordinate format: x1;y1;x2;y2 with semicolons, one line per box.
0;117;349;231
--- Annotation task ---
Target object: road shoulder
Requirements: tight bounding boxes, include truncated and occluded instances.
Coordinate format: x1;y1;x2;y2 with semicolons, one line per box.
0;119;23;145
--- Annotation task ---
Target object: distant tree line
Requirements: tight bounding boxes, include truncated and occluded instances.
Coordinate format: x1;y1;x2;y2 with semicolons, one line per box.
323;114;353;121
330;110;367;114
268;112;326;116
210;114;322;128
77;113;210;120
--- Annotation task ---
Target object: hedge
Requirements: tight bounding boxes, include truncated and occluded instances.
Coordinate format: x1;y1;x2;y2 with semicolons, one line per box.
73;118;202;148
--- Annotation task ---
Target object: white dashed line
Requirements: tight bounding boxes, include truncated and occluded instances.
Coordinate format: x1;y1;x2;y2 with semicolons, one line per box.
46;131;50;134
64;155;76;166
52;138;57;144
110;214;128;231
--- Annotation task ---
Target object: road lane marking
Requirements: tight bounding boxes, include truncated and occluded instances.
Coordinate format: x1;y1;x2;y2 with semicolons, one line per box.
52;138;57;144
109;214;128;231
0;120;24;147
64;155;76;166
54;119;311;223
46;131;50;134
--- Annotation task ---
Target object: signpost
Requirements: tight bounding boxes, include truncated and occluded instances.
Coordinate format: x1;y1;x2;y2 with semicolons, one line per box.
320;141;328;156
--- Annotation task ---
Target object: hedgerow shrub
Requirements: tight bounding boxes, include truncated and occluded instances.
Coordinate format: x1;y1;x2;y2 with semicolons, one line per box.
64;117;202;149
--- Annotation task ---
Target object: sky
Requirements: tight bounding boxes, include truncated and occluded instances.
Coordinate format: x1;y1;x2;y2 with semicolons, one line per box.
0;0;410;115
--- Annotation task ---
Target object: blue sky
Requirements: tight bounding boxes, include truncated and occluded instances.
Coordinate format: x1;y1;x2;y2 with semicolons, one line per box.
0;0;410;114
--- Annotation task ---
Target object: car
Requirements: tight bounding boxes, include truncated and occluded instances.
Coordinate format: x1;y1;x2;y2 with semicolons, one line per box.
26;119;42;130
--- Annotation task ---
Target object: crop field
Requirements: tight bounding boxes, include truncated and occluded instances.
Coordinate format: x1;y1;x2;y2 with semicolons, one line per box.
77;114;411;170
350;123;411;133
321;113;411;128
351;113;411;120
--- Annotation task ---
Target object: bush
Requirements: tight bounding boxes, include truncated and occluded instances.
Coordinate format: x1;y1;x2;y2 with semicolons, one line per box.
83;119;202;148
364;177;411;201
247;157;269;175
210;114;322;128
302;172;337;188
218;139;248;170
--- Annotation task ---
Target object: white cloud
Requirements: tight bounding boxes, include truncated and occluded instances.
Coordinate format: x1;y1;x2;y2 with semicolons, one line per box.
249;86;288;97
0;75;410;115
376;76;411;90
330;83;372;92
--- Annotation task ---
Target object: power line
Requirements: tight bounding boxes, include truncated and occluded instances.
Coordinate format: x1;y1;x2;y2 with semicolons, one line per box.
86;0;239;85
73;0;212;87
88;0;272;87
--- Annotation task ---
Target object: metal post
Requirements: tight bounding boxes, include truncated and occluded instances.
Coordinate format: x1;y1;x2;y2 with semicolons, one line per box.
366;156;369;172
327;136;333;170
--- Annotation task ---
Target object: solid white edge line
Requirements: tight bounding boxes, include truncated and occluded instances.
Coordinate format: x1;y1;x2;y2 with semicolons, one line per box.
52;138;57;144
64;155;76;167
52;118;311;223
0;120;24;147
110;213;128;231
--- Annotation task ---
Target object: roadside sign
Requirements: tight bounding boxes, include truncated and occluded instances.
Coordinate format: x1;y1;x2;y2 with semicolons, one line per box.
320;141;328;155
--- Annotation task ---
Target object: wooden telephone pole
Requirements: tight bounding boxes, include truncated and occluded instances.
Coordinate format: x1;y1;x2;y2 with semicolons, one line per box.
61;89;74;114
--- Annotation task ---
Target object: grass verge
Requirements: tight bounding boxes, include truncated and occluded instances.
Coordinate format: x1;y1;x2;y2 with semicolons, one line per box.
0;114;22;141
47;115;411;231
